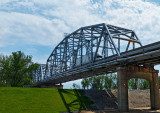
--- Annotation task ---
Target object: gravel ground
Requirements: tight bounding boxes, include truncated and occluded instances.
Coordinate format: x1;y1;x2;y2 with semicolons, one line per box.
84;89;160;110
80;108;160;113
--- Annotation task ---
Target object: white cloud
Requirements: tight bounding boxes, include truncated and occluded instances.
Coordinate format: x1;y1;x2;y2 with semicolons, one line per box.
96;0;160;45
40;0;102;29
1;0;159;48
0;0;103;48
0;12;65;47
0;0;160;57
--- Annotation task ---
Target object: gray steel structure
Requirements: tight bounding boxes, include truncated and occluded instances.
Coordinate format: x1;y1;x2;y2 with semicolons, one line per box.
33;64;46;82
34;23;160;85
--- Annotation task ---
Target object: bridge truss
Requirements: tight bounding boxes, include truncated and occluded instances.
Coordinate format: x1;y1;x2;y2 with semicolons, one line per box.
33;23;160;84
33;64;46;82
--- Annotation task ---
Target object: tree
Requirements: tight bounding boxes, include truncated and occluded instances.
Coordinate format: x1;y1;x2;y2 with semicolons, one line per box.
140;79;150;89
81;74;117;90
128;79;137;89
89;76;103;90
85;78;90;89
104;74;117;89
88;77;94;89
128;79;150;90
99;75;105;90
81;79;86;89
104;76;112;89
0;51;39;87
0;55;12;86
110;74;117;89
72;83;80;89
81;78;90;90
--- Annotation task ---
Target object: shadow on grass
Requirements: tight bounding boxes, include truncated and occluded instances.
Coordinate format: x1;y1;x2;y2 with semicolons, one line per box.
58;89;92;113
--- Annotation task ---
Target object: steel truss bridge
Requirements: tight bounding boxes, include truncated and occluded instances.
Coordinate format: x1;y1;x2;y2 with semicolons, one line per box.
33;23;160;84
33;23;160;111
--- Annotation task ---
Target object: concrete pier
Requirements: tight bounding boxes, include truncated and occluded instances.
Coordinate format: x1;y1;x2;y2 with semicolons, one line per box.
117;66;160;112
150;70;160;110
117;67;129;112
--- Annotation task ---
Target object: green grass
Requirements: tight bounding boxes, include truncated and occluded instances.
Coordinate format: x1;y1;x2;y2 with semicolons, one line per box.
0;87;93;113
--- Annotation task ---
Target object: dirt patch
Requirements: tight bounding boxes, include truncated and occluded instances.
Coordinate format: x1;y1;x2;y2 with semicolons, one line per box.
80;108;160;113
84;89;160;110
84;90;118;110
128;90;151;108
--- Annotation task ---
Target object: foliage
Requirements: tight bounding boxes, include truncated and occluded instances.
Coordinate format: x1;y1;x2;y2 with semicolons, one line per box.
0;87;93;113
0;51;39;87
128;79;138;89
81;78;90;89
104;74;117;89
128;79;150;90
72;83;80;89
140;79;150;89
81;74;117;90
128;76;160;89
81;74;155;90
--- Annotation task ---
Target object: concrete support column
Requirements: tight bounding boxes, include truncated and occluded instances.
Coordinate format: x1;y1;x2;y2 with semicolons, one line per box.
117;67;129;112
59;83;63;89
150;70;160;110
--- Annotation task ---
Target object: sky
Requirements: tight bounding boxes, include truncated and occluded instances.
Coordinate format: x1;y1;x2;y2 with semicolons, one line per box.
0;0;160;88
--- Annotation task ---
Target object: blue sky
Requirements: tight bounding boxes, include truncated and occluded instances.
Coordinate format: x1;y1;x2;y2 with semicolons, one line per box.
0;0;160;88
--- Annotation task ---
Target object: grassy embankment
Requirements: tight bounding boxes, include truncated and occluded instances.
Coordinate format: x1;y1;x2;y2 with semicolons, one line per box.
0;87;93;113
